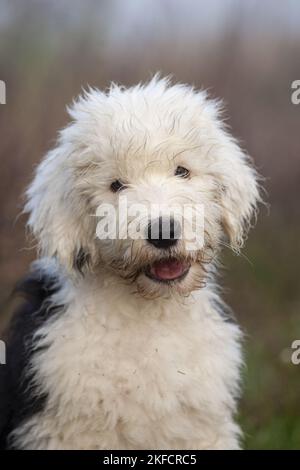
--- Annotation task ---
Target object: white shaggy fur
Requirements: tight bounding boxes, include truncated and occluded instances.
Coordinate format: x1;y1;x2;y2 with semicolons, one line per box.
15;77;260;449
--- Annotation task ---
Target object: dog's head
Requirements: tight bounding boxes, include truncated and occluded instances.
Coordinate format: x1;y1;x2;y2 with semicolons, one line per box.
25;77;260;298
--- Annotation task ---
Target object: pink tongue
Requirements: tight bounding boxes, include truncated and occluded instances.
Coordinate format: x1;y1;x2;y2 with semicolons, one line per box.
151;260;187;281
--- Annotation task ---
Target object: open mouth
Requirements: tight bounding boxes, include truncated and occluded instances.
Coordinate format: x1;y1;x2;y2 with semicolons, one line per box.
145;258;190;283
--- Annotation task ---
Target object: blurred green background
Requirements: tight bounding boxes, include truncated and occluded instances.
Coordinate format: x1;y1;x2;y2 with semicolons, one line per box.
0;0;299;449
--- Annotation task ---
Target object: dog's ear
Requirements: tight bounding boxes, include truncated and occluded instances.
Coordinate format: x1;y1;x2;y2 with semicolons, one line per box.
25;145;97;274
214;140;260;250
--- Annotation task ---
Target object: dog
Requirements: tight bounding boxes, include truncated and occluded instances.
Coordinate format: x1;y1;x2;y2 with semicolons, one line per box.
0;76;260;449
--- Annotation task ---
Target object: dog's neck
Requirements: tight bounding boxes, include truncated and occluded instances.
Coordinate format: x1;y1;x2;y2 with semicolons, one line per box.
66;269;211;321
40;257;213;322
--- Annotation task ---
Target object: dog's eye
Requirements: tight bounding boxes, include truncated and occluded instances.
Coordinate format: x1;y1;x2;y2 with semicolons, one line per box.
175;166;190;178
110;179;126;193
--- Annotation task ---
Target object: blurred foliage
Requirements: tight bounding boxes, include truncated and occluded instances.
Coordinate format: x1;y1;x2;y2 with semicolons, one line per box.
223;221;300;449
0;0;299;450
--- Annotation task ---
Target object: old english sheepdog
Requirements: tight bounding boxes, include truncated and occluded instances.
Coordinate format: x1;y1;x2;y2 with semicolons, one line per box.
0;77;260;450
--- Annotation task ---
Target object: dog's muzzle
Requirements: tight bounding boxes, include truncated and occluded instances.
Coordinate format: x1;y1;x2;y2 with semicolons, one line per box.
146;216;181;250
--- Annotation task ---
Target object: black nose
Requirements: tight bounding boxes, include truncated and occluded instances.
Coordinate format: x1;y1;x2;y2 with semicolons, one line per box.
147;216;181;249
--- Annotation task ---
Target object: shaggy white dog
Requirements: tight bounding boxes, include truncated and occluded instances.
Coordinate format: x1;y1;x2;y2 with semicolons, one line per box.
1;77;260;450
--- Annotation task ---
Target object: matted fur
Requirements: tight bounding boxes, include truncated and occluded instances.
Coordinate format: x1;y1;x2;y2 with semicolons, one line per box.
4;77;260;449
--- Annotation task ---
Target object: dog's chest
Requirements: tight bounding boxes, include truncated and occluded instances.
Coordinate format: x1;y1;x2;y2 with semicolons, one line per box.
14;299;234;449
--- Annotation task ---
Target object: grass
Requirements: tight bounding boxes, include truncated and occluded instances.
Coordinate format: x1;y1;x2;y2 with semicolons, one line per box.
223;220;300;449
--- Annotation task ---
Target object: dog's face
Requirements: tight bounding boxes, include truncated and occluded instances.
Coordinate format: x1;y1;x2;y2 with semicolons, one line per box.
89;143;220;298
26;78;260;298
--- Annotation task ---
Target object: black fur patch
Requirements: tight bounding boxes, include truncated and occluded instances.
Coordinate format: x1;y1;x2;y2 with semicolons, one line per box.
0;269;63;449
73;247;90;274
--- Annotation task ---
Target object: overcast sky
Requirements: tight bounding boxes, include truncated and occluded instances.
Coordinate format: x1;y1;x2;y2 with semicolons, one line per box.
0;0;299;40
